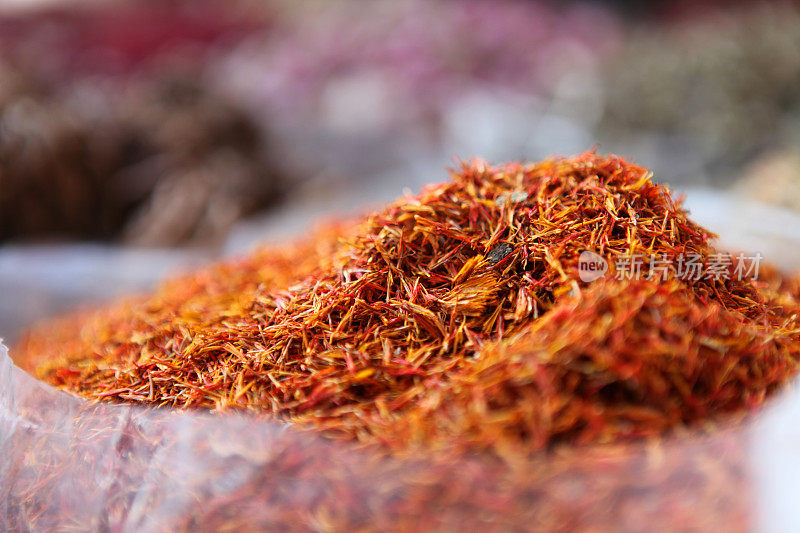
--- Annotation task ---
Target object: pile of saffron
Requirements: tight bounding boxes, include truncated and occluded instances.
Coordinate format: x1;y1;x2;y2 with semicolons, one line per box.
16;152;800;456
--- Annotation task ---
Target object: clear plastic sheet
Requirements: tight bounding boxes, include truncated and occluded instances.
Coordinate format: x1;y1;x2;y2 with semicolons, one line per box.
3;342;800;532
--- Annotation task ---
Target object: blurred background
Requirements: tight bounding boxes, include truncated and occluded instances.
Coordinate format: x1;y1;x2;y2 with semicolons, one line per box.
1;0;800;343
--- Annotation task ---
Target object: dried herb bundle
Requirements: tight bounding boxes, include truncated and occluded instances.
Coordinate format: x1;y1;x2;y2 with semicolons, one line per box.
16;152;800;455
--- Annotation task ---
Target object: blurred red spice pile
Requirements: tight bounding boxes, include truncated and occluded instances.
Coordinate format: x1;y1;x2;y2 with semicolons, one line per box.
2;0;799;248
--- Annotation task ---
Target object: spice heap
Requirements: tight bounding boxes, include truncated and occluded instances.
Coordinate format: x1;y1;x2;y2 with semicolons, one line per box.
600;2;800;184
16;152;800;455
0;65;286;246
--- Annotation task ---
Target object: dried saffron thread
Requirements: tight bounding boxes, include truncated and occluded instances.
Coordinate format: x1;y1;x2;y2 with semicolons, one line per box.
15;152;800;456
363;277;799;454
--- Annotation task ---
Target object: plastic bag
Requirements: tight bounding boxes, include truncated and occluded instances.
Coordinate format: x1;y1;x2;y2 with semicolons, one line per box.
3;341;800;532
